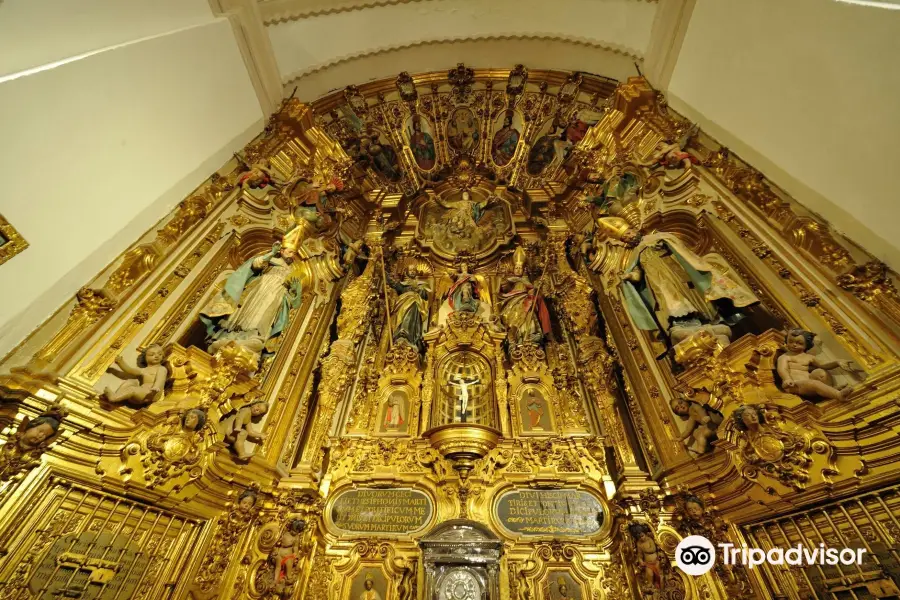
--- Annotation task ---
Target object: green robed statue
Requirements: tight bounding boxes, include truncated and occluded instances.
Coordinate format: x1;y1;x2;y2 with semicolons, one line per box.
596;217;758;349
200;234;304;358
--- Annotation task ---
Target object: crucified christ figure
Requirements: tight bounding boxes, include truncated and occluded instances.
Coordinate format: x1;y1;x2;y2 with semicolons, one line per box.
448;374;480;423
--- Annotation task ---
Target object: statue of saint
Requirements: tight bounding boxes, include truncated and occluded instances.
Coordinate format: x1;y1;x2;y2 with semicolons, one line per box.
388;264;432;352
200;238;303;357
498;247;551;346
595;217;758;349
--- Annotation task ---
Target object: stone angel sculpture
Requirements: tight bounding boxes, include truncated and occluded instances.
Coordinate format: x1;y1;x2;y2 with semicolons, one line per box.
670;395;723;454
628;523;662;590
102;344;168;405
592;217;758;351
219;397;269;460
777;328;862;401
266;519;307;599
200;237;304;359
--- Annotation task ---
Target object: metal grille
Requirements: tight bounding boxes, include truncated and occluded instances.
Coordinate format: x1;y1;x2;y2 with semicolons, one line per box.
0;480;201;600
741;485;900;600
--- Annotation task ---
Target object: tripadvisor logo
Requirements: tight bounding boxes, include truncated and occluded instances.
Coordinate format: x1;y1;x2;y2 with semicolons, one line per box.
675;535;867;576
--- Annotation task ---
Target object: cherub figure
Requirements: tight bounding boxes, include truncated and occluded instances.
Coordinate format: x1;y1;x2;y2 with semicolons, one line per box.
269;519;306;598
628;523;662;589
777;329;856;401
103;344;167;405
236;489;259;512
220;399;269;459
15;406;67;451
670;395;723;454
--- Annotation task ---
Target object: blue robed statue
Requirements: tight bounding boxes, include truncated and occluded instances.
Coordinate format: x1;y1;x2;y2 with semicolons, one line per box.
200;239;303;357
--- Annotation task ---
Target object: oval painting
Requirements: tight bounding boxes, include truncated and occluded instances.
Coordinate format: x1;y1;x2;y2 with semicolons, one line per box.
490;110;522;167
406;114;437;171
447;106;480;152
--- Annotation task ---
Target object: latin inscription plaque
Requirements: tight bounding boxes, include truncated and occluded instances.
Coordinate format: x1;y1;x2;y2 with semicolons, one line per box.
331;488;433;535
495;489;604;536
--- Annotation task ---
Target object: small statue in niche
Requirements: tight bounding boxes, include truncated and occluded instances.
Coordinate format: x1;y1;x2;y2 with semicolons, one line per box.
387;262;432;352
777;329;858;401
200;238;303;358
102;344;168;405
595;217;758;351
670;395;723;454
220;398;269;460
498;246;551;347
628;523;662;590
267;519;306;598
448;374;480;423
447;262;482;314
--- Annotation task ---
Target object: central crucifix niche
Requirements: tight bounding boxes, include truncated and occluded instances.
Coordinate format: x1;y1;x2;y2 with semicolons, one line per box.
436;352;495;428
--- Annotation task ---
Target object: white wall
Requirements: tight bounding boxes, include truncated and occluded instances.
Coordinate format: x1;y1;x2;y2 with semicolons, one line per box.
0;5;264;358
668;0;900;268
0;0;215;78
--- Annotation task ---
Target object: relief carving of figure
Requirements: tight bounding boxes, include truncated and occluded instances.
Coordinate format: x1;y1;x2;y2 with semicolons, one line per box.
595;217;758;350
219;398;269;460
670;395;723;454
200;239;303;358
102;344;168;405
388;263;432;352
498;247;551;347
777;329;858;401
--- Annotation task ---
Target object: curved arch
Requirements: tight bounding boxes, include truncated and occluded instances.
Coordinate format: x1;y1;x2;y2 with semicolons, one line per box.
287;37;640;100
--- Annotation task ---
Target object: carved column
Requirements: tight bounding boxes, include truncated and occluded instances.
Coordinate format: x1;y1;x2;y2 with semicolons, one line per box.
549;234;643;479
298;244;378;472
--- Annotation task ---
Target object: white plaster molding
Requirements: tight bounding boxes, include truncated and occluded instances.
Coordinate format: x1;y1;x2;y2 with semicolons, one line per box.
260;0;658;24
281;33;643;86
281;37;638;101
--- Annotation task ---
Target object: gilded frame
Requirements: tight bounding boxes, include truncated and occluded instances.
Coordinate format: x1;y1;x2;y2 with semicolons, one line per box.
0;213;28;266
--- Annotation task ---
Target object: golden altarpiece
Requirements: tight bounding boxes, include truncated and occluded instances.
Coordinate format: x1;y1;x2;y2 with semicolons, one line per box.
2;66;900;600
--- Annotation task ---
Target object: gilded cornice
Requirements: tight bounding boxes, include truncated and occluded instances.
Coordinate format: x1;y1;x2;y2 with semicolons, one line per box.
0;212;28;267
283;34;642;86
261;0;659;24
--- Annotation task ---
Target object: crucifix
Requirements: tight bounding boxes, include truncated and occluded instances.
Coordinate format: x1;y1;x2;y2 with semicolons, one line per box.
448;374;480;423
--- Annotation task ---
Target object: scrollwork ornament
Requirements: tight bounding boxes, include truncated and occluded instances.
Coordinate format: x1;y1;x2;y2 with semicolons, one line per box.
191;487;262;599
121;408;210;489
723;403;838;493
